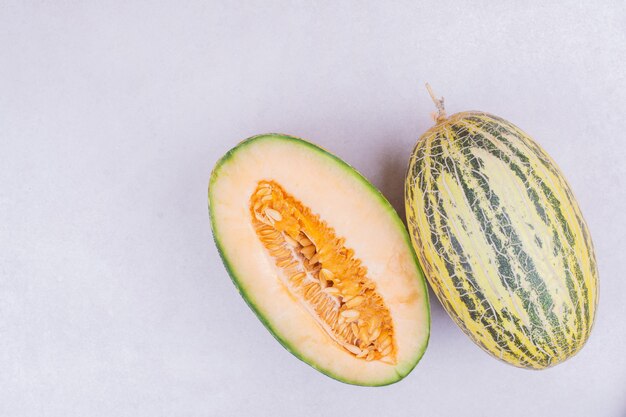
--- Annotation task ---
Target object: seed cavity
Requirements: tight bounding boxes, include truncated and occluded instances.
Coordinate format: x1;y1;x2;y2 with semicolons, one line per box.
250;180;396;364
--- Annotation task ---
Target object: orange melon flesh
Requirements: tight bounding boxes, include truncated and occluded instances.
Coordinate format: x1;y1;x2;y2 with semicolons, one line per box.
209;134;430;386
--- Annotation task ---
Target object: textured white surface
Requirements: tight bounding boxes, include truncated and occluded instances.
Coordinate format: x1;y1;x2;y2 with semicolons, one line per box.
1;1;625;416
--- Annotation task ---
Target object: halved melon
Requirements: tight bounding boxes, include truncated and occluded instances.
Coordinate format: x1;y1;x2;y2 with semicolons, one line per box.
209;134;430;386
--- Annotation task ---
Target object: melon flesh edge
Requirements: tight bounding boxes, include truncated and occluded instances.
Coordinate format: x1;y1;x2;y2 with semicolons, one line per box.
209;134;429;385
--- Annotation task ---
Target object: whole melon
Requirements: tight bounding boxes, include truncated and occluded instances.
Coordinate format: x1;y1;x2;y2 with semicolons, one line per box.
404;86;598;369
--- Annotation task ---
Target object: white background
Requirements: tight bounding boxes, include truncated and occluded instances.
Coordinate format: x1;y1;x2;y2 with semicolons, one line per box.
1;1;625;416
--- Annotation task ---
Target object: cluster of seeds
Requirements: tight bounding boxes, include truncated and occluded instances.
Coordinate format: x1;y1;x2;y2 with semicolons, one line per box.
250;180;396;364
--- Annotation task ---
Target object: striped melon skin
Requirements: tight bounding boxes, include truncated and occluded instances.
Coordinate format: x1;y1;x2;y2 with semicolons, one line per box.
405;112;598;369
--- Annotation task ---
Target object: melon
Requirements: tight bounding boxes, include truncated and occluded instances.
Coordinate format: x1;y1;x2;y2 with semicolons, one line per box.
404;86;599;369
209;134;430;385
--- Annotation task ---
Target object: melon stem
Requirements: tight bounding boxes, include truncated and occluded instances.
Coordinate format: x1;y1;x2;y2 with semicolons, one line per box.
425;83;447;123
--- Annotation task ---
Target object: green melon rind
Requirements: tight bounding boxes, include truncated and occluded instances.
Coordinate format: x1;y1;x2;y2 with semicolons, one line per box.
208;133;430;386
